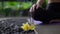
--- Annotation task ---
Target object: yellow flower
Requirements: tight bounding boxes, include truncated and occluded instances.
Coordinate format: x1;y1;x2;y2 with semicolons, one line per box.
21;22;35;31
21;22;30;31
29;24;35;30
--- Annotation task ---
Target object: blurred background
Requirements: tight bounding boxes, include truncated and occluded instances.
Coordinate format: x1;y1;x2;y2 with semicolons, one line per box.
0;0;60;34
0;0;48;17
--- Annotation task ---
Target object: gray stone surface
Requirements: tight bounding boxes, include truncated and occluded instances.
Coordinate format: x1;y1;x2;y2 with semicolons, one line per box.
35;25;60;34
0;17;60;34
0;17;35;34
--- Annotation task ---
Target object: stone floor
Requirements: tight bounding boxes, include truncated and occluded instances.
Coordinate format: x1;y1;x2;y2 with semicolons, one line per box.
36;25;60;34
0;17;60;34
0;17;35;34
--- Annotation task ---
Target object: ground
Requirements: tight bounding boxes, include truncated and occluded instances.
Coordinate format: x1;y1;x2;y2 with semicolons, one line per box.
0;17;60;34
0;17;35;34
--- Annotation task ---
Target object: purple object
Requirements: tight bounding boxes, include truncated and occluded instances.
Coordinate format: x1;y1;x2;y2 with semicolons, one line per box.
27;18;42;25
